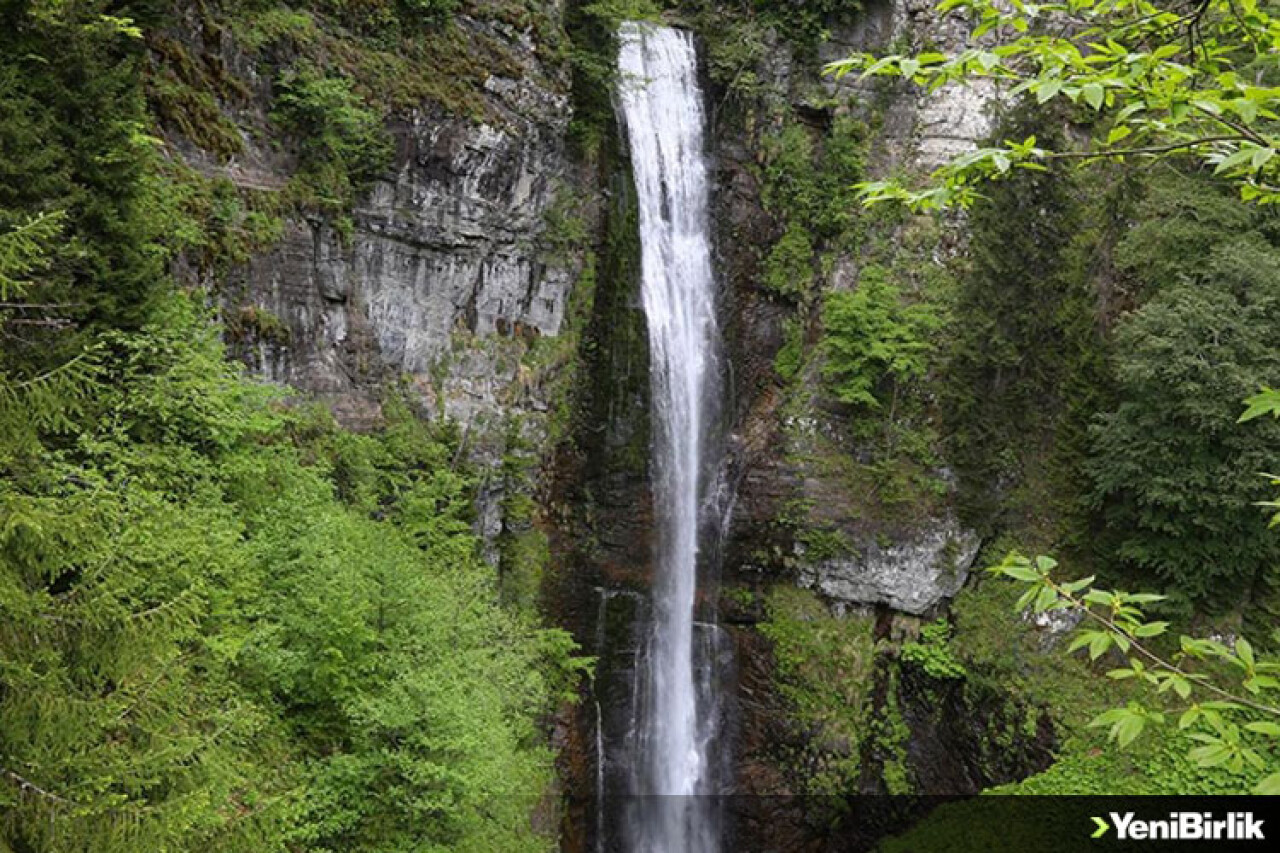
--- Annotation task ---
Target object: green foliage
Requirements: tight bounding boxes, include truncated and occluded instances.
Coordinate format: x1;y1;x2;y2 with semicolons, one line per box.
761;222;814;297
0;296;583;852
144;31;247;160
755;0;861;53
872;670;914;795
759;587;875;795
397;0;460;22
821;266;938;410
939;570;1255;800
564;0;663;155
773;317;806;381
794;524;853;561
1087;178;1280;605
300;0;459;34
900;618;966;679
694;4;769;97
496;421;550;615
0;209;102;478
988;552;1280;794
0;1;165;329
580;0;662;28
151;161;287;270
230;5;321;51
760;117;866;251
0;4;591;849
0;211;65;300
220;0;527;122
541;186;591;263
940;118;1109;532
273;65;392;212
834;0;1280;208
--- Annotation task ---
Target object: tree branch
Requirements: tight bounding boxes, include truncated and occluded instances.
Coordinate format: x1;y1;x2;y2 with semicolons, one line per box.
1040;134;1245;159
1046;577;1280;717
2;768;73;806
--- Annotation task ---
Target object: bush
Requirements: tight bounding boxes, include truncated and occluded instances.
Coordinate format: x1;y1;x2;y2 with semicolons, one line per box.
821;265;938;410
762;222;814;298
759;587;875;795
900;619;966;679
273;65;392;211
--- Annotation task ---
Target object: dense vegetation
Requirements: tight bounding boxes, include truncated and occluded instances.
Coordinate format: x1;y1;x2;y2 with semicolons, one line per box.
1;295;581;852
747;0;1280;806
0;2;585;851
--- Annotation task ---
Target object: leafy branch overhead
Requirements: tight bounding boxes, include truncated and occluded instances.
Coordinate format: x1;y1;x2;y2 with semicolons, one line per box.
829;0;1280;208
988;552;1280;794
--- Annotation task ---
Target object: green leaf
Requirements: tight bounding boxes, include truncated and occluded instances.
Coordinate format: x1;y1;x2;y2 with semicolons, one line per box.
1106;125;1132;145
1238;388;1280;422
1191;98;1222;116
1256;773;1280;795
1244;721;1280;737
1115;714;1144;747
1036;79;1062;103
1089;708;1128;727
1215;146;1257;174
1189;743;1233;768
1081;83;1104;110
1015;585;1038;611
1002;564;1042;583
1237;637;1256;669
1233;98;1259;123
1060;575;1096;594
1068;631;1100;654
1033;583;1058;612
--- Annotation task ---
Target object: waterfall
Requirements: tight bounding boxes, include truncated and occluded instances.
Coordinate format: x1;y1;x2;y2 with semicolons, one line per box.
615;21;724;853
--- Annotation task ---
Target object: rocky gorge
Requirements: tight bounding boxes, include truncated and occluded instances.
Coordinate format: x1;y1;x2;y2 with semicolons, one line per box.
148;0;1092;848
9;1;1280;850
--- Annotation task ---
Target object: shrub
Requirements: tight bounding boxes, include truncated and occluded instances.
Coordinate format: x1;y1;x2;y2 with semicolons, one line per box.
273;65;392;211
821;266;939;410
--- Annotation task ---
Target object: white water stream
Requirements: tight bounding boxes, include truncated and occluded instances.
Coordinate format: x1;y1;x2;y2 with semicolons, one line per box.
616;22;723;853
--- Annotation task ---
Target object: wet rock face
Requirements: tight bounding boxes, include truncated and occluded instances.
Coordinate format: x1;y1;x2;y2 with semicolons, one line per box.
712;0;997;616
797;518;980;615
820;0;997;171
232;101;575;427
195;12;579;436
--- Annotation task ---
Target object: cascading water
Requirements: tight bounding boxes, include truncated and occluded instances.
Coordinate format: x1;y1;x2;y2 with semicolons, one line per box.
614;21;725;853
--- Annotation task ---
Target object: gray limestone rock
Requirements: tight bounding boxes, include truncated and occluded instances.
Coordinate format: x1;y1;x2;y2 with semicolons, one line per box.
820;0;998;171
797;519;980;615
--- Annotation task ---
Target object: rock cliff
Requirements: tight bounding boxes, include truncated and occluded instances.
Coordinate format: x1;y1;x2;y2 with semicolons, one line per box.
154;3;1040;849
163;3;585;451
713;0;995;618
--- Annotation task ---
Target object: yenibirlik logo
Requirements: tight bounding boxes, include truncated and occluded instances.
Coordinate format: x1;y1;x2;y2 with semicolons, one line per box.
1091;812;1265;841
